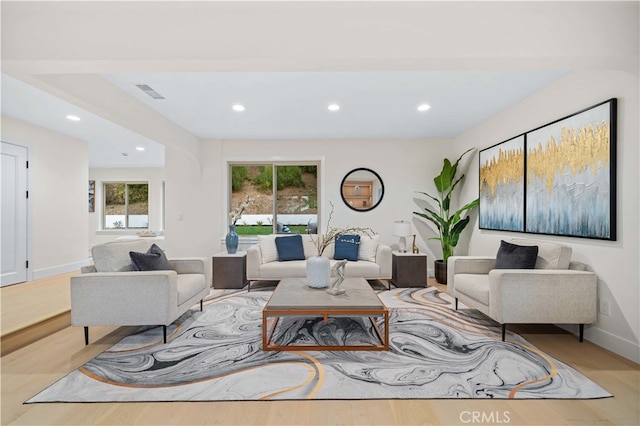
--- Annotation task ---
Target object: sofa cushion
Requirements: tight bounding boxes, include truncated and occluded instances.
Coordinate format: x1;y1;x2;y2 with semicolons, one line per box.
510;238;572;269
334;234;360;261
301;235;320;258
260;260;308;278
258;235;279;264
358;235;379;262
275;235;305;261
455;274;490;306
92;240;151;272
331;259;380;277
130;244;173;271
257;259;382;280
322;242;335;259
177;274;206;306
495;240;538;269
260;234;318;263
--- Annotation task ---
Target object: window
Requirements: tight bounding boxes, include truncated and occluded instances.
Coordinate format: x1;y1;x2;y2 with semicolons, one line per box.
229;163;319;235
103;182;149;229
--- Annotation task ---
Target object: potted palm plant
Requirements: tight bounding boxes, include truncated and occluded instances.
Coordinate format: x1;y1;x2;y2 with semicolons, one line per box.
413;147;479;284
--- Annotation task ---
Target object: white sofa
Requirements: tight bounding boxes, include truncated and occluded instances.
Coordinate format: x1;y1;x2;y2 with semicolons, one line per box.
246;234;392;286
448;238;597;342
71;240;210;345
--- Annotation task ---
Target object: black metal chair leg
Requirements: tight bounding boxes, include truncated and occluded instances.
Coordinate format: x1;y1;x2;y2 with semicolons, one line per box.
163;325;167;344
84;326;89;345
455;298;458;310
502;324;507;341
579;324;584;342
200;299;203;311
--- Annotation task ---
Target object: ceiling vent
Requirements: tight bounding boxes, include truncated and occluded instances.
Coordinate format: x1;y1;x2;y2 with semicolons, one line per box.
135;84;165;100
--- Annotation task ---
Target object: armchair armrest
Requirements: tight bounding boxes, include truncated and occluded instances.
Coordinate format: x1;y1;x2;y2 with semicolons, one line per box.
448;256;495;292
246;244;262;280
70;270;179;326
81;265;97;273
448;256;496;274
170;257;211;286
488;269;597;324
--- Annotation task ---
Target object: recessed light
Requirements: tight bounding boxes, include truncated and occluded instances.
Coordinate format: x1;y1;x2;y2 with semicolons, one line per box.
136;147;145;152
66;114;81;121
328;104;340;111
232;104;245;112
417;104;431;112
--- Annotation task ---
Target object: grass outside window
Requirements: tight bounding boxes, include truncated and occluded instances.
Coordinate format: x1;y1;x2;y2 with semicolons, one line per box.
235;225;308;235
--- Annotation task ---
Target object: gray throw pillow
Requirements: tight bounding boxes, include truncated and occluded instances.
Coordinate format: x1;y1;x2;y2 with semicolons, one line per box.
130;243;173;271
494;240;538;269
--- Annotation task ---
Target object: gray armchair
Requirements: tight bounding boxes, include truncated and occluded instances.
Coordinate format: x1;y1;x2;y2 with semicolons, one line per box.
448;238;597;342
71;240;210;345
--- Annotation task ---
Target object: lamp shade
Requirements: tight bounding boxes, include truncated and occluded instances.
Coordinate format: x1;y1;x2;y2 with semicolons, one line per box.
393;221;412;237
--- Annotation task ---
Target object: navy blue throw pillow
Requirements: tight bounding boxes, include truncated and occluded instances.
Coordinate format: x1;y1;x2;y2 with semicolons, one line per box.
275;235;305;262
494;240;538;269
130;243;173;271
334;234;360;261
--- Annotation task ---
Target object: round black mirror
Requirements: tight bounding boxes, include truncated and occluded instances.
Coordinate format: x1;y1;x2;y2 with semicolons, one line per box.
340;168;384;212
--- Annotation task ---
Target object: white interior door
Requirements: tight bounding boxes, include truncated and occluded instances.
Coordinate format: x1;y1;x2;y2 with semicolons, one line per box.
1;142;28;287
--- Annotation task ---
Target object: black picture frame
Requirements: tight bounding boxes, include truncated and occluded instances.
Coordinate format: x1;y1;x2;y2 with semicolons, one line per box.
479;98;617;240
340;168;384;212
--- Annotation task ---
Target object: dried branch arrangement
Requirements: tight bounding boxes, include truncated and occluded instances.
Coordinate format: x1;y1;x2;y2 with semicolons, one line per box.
310;202;374;255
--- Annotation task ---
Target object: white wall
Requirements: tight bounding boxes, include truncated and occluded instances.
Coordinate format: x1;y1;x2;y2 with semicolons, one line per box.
1;116;89;278
455;70;640;363
163;138;456;270
88;167;165;248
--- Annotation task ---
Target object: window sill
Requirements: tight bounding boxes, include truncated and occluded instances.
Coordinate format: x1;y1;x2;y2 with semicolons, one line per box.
96;229;162;236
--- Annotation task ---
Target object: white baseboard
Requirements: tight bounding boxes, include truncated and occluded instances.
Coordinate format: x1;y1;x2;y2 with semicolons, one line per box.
559;324;640;364
32;259;91;280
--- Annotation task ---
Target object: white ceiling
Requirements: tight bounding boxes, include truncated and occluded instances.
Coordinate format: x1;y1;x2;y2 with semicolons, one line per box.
2;1;632;168
103;70;567;140
2;70;566;167
1;74;165;168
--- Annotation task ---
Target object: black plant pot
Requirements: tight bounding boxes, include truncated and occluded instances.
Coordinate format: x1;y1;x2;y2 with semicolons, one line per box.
434;260;447;284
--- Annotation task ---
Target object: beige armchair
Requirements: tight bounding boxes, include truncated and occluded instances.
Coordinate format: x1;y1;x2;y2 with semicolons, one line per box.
448;238;597;342
71;240;210;345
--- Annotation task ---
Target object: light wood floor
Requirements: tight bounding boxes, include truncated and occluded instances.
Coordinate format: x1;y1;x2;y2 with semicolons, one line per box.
1;274;639;425
1;272;78;356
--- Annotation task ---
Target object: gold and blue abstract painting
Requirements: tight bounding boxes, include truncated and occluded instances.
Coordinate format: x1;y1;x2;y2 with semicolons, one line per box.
480;99;616;240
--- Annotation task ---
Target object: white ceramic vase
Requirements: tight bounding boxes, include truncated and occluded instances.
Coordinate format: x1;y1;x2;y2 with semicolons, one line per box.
306;256;330;288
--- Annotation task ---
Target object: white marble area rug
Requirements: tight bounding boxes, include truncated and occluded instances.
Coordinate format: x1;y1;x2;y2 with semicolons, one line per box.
27;287;611;402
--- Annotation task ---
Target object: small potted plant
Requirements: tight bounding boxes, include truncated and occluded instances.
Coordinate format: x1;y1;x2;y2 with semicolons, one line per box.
413;148;479;284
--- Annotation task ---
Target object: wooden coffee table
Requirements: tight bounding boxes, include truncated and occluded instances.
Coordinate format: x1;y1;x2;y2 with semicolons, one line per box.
262;277;389;351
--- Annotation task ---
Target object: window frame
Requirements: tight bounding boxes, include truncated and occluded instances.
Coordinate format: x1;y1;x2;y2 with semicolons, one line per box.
102;181;150;230
225;158;324;237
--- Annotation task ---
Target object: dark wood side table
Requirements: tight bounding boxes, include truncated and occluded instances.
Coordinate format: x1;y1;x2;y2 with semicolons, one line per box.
390;251;428;288
212;251;248;289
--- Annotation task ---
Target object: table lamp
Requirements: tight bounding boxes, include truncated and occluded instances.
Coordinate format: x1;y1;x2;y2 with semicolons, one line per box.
393;221;412;253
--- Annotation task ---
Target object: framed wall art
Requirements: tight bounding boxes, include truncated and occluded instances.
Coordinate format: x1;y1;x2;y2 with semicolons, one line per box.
479;135;525;232
479;98;617;240
525;99;616;240
88;180;95;212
